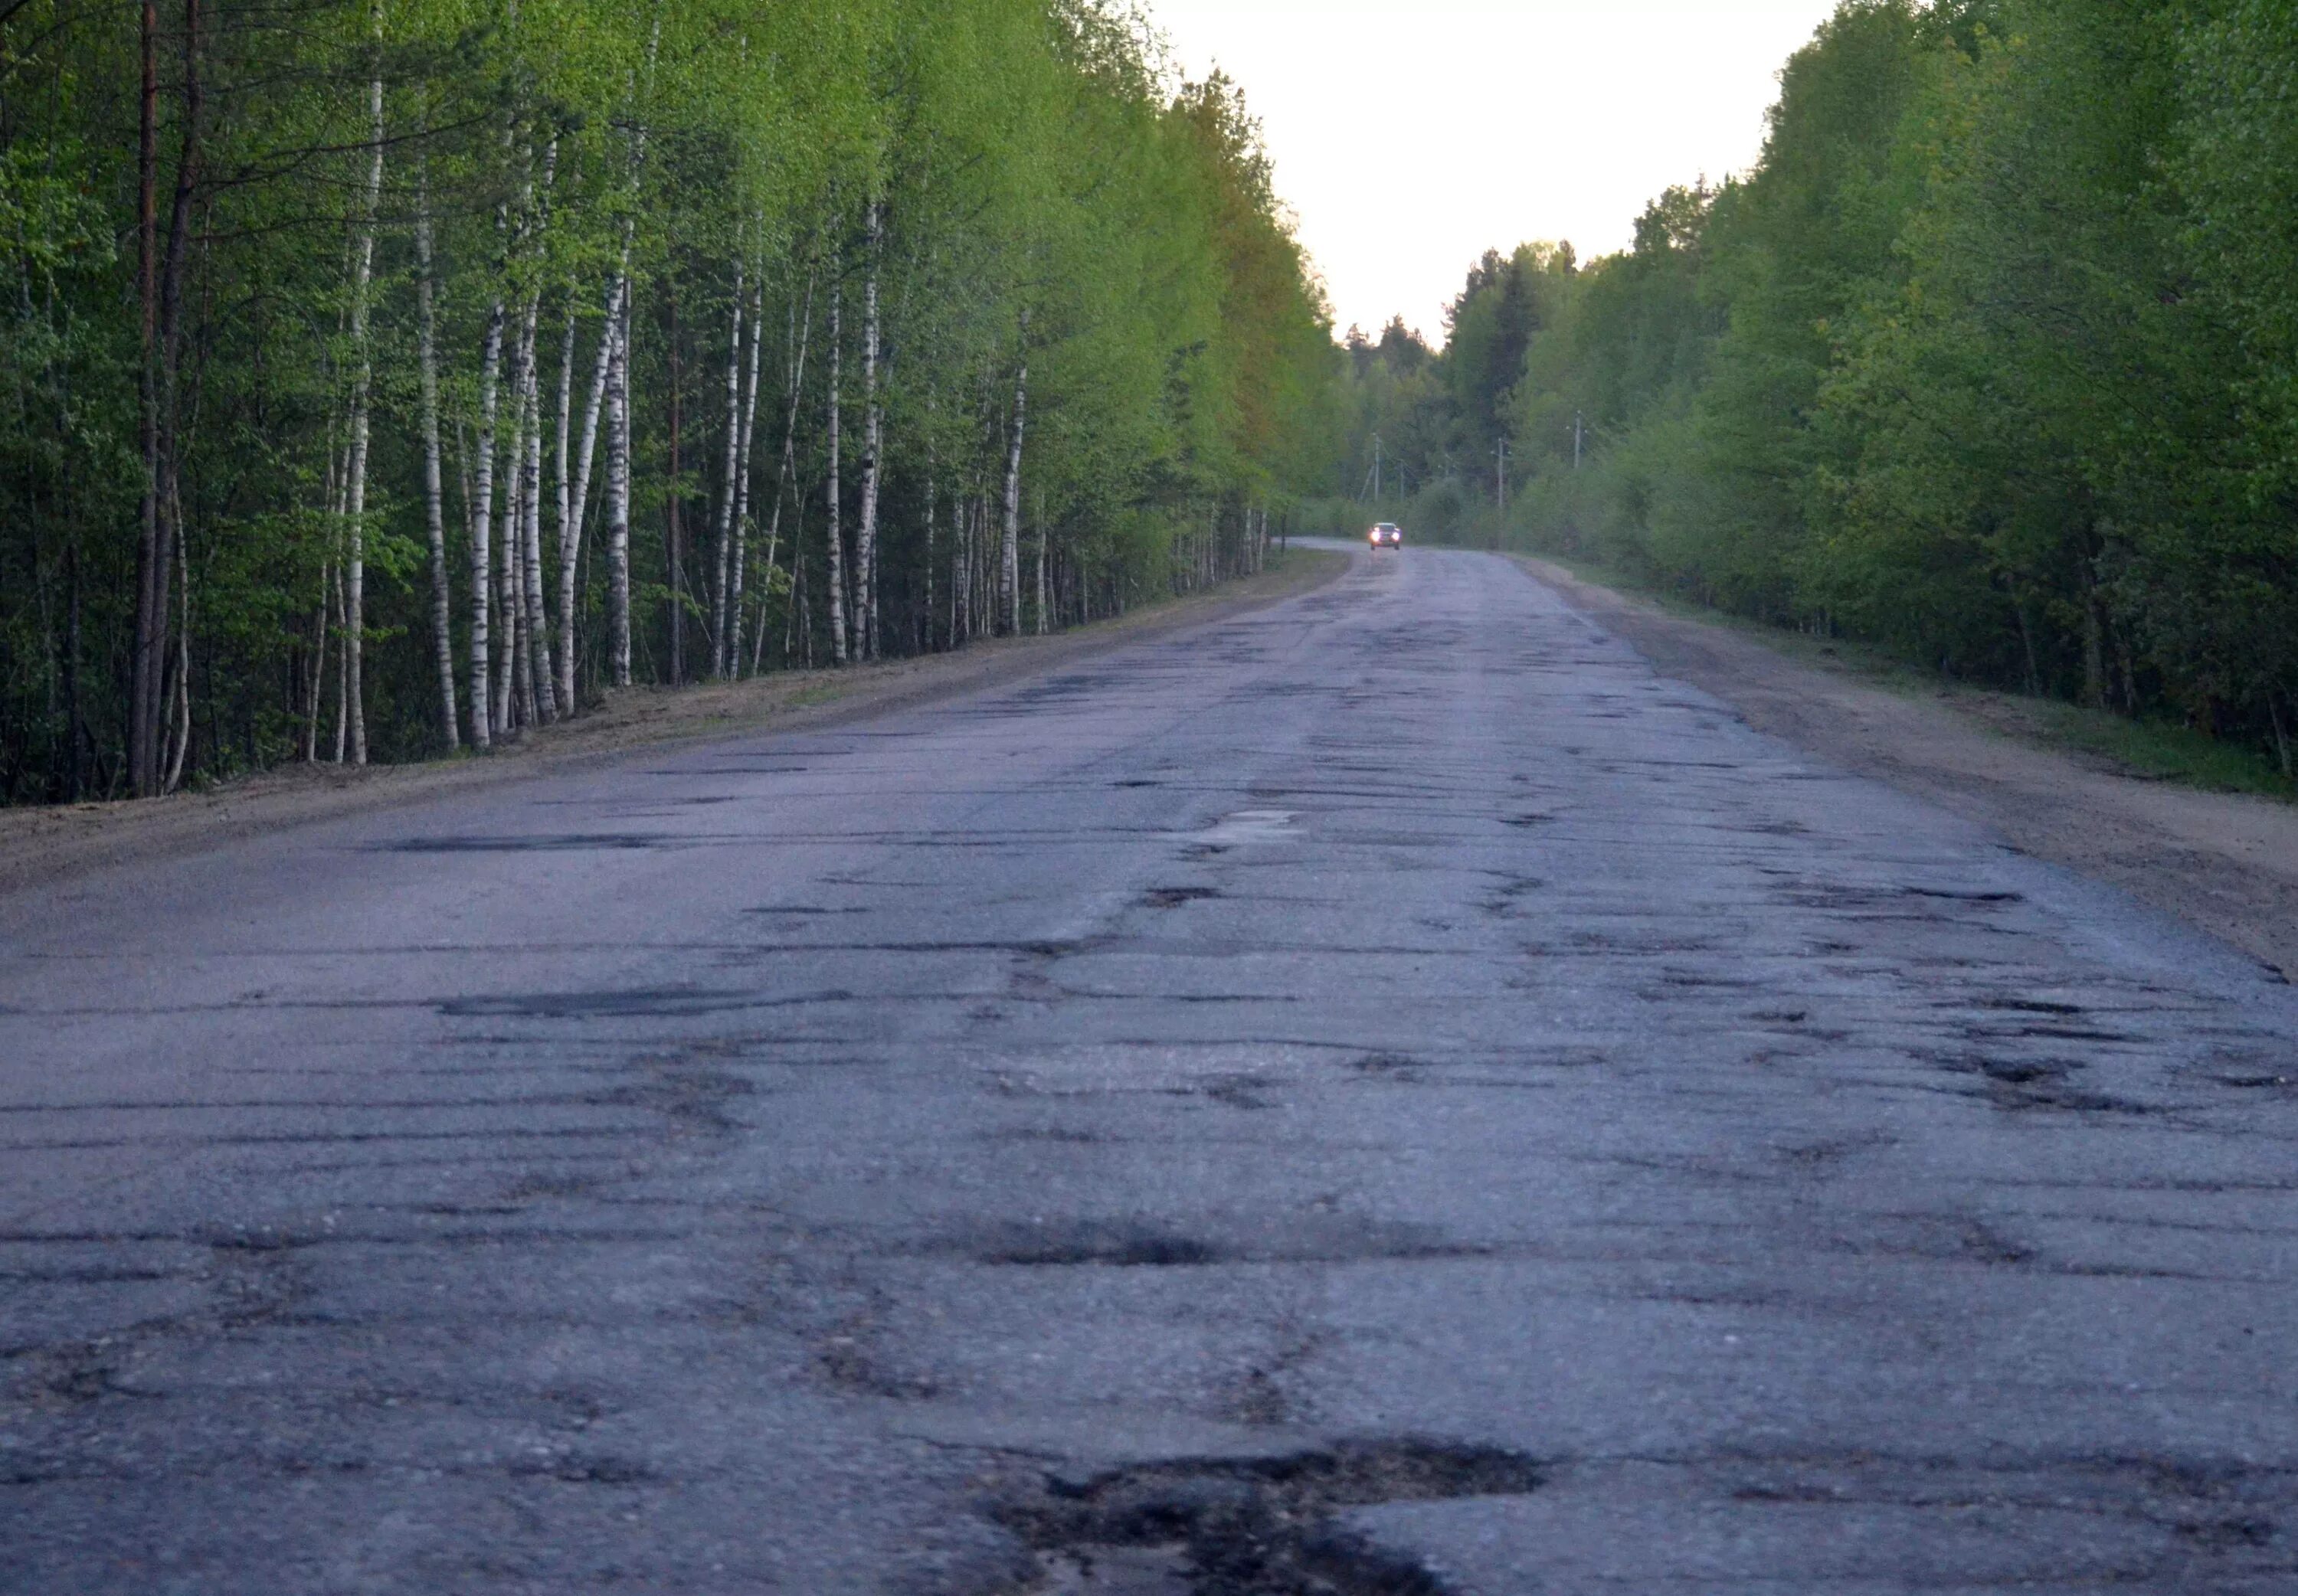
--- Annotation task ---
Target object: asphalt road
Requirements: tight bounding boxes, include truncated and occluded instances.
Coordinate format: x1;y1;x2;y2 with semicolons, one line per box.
5;546;2296;1594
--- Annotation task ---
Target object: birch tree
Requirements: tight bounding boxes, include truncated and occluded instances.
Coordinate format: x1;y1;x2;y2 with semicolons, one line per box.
414;154;459;749
709;257;746;677
999;313;1028;636
0;0;1349;799
727;273;767;675
340;14;385;766
856;197;884;659
824;276;849;666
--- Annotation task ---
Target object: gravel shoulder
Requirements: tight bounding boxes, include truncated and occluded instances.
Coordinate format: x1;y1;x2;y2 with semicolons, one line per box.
1517;554;2298;983
0;550;1346;898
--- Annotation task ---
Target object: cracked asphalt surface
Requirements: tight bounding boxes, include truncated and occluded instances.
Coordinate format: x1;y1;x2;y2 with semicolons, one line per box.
5;545;2297;1593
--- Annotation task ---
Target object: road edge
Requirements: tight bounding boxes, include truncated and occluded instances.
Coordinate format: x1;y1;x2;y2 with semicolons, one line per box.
1508;551;2298;985
1;548;1351;899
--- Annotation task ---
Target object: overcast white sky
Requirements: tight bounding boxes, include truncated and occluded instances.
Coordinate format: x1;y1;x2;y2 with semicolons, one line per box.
1146;1;1842;342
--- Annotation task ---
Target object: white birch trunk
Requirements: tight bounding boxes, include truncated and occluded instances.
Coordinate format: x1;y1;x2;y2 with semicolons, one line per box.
498;437;522;731
561;271;624;708
342;56;384;766
1000;319;1029;636
606;288;633;688
493;133;543;734
548;286;574;714
555;292;574;595
522;139;558;724
953;492;967;645
493;316;531;734
521;373;552;724
858;199;883;660
470;113;527;748
469;302;503;747
727;273;764;675
415;163;459;748
1034;489;1047;635
825;283;848;666
709;258;745;677
331;560;349;764
967;494;980;642
603;28;655;692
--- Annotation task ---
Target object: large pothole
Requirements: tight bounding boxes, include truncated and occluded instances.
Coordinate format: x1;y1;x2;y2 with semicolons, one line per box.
994;1440;1540;1594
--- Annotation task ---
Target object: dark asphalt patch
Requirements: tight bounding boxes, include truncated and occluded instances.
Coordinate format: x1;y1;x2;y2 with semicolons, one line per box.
961;1217;1489;1270
994;1439;1543;1595
1346;1053;1423;1078
438;988;802;1019
637;764;813;776
1142;887;1220;908
1936;1053;2155;1113
1782;883;2027;912
1972;1058;2077;1087
11;1343;117;1408
374;832;680;852
978;1225;1222;1268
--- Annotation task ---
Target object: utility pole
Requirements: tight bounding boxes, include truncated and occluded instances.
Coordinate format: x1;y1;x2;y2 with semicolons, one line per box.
1573;410;1585;471
1373;432;1383;502
1494;437;1507;515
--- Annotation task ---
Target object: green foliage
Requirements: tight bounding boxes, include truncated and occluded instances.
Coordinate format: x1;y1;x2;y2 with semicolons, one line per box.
1334;0;2298;779
0;0;1334;800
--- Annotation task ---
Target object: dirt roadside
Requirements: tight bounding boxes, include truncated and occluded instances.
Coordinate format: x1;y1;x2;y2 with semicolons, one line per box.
0;551;1347;899
1517;555;2298;984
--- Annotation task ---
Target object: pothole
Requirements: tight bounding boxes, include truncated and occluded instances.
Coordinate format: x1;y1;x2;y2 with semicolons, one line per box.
958;1216;1482;1270
977;1225;1223;1268
995;1440;1541;1594
439;987;785;1019
8;1343;121;1411
1972;996;2086;1016
377;832;679;853
1935;1054;2150;1114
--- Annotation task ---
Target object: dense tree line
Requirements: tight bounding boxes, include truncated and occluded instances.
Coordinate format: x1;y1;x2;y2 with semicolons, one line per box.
0;0;1337;803
1341;0;2298;774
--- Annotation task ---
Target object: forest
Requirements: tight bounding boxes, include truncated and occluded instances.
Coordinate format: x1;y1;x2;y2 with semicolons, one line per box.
0;0;1339;803
1340;0;2298;776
